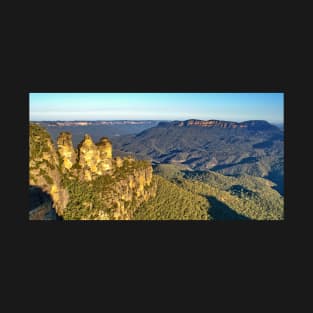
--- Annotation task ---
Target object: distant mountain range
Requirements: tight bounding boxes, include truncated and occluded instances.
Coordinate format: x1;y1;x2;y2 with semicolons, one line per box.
32;120;161;127
29;119;284;220
34;120;162;147
111;119;284;195
35;119;284;195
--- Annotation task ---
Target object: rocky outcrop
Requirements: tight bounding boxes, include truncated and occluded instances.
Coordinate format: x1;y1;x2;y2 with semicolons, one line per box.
97;137;113;159
75;134;113;181
82;165;156;220
114;156;124;168
29;124;69;219
111;166;154;219
29;124;156;220
57;132;77;171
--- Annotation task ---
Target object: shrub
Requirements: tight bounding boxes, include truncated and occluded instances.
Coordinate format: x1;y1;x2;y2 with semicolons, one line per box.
44;174;54;185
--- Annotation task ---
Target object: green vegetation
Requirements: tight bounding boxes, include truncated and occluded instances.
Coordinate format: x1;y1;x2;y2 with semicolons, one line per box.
152;164;283;220
61;175;110;220
30;123;283;221
134;175;210;220
153;163;185;181
61;159;152;220
112;120;284;194
29;123;52;160
71;163;81;170
45;161;56;170
183;170;283;215
43;174;54;185
39;168;47;176
113;159;151;179
178;178;282;220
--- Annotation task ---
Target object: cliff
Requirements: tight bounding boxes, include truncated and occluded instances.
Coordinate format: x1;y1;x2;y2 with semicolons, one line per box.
29;124;69;219
57;131;76;171
158;119;278;130
75;134;113;180
29;123;156;220
62;161;156;220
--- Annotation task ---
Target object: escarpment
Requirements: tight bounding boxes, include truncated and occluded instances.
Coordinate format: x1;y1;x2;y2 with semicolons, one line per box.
64;161;156;220
29;124;69;219
29;123;156;220
158;119;278;130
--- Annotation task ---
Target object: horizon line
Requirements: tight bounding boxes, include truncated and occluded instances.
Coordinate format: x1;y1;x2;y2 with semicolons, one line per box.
29;118;284;123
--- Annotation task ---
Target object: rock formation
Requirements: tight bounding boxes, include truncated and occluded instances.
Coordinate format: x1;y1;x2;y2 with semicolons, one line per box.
96;137;113;173
82;165;155;220
29;124;156;220
56;133;114;181
175;119;277;130
29;124;69;219
57;132;77;171
75;134;113;180
179;119;248;128
97;137;112;158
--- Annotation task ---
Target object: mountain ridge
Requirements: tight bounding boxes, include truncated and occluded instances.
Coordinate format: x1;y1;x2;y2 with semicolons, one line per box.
112;119;284;194
29;122;284;220
157;119;280;131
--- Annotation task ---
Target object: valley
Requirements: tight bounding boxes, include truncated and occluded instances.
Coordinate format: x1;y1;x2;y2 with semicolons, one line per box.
111;119;284;195
29;119;284;220
34;120;161;147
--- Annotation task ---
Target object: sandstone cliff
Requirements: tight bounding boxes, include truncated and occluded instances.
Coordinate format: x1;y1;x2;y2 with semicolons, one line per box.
179;119;248;128
29;124;69;219
176;119;277;130
29;124;156;220
63;163;156;220
57;132;76;171
75;134;113;181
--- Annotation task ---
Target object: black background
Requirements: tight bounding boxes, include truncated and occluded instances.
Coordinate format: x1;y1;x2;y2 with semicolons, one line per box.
2;3;308;310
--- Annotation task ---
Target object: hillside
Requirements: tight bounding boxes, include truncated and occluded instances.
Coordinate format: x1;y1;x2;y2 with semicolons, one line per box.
111;119;284;194
134;175;210;220
29;123;284;221
152;164;283;220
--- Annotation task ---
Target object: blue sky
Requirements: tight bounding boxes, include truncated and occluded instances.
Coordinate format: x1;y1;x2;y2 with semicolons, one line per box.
29;93;284;123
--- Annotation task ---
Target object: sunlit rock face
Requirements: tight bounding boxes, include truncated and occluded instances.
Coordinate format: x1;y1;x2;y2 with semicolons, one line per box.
29;124;156;220
29;124;69;217
57;132;77;171
78;134;100;179
97;137;112;158
180;119;247;128
96;137;113;173
77;135;113;180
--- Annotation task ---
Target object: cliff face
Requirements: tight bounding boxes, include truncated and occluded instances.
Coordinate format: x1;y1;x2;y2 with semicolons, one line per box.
29;124;69;219
162;119;278;130
71;164;156;220
29;124;155;220
57;132;76;171
76;134;113;180
29;186;59;220
179;119;247;128
109;165;155;220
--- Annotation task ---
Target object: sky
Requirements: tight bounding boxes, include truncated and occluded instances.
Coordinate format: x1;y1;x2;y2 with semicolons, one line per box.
29;93;284;123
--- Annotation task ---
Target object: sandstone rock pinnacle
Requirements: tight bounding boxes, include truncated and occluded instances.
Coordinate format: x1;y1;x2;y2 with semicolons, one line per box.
57;132;77;171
